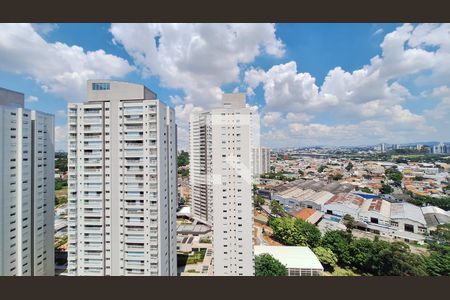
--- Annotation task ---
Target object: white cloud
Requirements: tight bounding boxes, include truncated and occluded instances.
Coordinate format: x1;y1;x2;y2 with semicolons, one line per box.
0;23;135;101
55;125;67;151
174;103;204;147
56;110;66;118
31;23;58;36
110;23;284;108
250;23;450;146
373;28;384;36
25;95;38;103
262;112;282;127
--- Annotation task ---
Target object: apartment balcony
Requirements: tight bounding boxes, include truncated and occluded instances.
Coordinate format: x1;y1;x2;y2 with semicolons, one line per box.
124;167;144;175
125;235;145;243
83;200;103;208
124;158;144;166
83;226;103;233
124;219;145;226
125;261;145;269
83;218;103;225
83;167;103;174
123;149;144;157
124;202;144;210
83;116;103;125
83;243;103;251
125;209;144;217
83;142;103;150
123;130;144;137
84;125;102;133
83;210;103;218
124;125;144;131
124;226;144;234
125;251;145;260
82;251;104;259
125;243;145;251
123;116;144;124
82;236;103;243
124;184;144;192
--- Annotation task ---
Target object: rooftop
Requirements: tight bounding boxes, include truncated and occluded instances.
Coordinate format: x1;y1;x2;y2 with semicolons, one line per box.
254;246;323;270
390;202;427;225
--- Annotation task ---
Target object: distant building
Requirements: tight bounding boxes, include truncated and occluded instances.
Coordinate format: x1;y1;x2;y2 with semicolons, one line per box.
252;147;271;177
254;246;323;276
432;143;446;154
0;87;55;276
421;206;450;231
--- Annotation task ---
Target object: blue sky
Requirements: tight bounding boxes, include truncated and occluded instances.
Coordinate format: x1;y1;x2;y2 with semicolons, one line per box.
0;23;449;150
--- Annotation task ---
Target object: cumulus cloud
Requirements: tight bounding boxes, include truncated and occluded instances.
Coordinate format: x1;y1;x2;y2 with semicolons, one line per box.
25;95;38;103
247;23;450;147
0;23;135;101
110;23;284;108
55;125;67;151
56;110;66;118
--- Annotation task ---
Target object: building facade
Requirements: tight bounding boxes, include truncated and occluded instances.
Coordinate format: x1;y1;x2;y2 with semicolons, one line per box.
252;147;271;177
190;93;259;276
67;80;177;276
0;87;54;276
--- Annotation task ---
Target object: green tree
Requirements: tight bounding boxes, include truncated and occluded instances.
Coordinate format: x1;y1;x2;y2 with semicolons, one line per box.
342;214;355;233
313;246;337;272
347;238;374;274
318;165;328;173
255;254;288;276
424;244;450;276
178;168;189;177
360;187;373;193
331;173;343;181
380;184;393;194
430;223;450;244
254;195;266;207
332;266;359;276
270;200;286;217
376;241;427;276
345;162;354;172
298;170;304;176
321;230;353;266
177;150;189;167
385;167;403;183
269;217;321;248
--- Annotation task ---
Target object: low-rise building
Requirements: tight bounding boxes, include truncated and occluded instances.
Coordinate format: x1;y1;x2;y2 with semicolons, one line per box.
254;246;323;276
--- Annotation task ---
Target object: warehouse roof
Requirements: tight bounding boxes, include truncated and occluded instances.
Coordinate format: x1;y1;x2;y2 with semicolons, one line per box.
254;246;323;270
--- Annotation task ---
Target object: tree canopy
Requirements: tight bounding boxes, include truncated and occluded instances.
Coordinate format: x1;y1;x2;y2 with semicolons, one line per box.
269;217;321;248
255;254;288;276
177;150;189;167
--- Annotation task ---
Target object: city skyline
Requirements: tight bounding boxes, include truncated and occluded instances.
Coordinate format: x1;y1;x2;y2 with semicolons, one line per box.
1;23;450;150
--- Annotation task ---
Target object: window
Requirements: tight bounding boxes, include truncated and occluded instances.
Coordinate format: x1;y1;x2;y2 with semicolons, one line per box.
92;83;110;90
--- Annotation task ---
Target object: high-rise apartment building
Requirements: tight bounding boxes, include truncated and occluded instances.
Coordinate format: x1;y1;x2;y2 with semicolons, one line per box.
190;93;259;276
67;80;177;276
0;87;54;276
252;147;271;177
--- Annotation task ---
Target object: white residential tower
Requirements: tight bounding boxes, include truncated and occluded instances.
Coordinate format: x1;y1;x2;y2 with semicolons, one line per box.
0;87;55;276
67;80;177;276
190;93;259;276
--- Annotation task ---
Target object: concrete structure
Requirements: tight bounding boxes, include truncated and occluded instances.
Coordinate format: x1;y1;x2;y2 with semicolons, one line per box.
252;147;270;177
322;193;365;219
190;93;259;276
254;246;323;276
67;80;177;276
421;206;450;231
0;87;55;276
390;202;428;235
